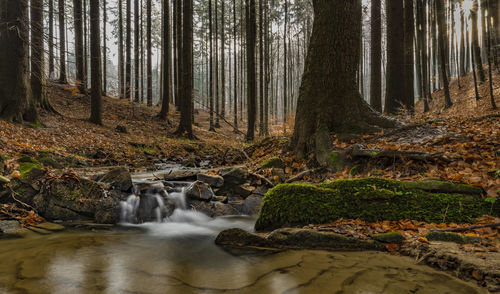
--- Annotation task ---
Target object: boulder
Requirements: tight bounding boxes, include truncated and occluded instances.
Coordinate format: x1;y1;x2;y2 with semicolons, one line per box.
221;166;249;186
232;184;255;198
215;228;272;248
197;173;224;187
186;180;214;201
243;194;262;215
255;178;500;231
98;167;133;192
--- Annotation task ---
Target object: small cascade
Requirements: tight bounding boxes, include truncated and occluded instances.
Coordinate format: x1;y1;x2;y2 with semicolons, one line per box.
168;187;187;210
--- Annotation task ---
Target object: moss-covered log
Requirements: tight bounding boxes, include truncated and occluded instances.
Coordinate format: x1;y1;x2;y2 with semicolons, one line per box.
255;178;499;231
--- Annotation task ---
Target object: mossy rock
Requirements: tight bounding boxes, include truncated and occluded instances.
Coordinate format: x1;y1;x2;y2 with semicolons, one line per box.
260;157;284;169
424;231;482;244
19;161;43;176
255;178;500;231
370;232;404;244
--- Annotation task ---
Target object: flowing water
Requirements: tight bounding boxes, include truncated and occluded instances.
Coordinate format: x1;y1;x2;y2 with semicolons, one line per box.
0;167;489;293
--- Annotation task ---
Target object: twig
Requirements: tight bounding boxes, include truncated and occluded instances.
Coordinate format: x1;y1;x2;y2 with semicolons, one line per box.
7;185;38;214
286;168;322;183
430;222;500;232
249;172;274;187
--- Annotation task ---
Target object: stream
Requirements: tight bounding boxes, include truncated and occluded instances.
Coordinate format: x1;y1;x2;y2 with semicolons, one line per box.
0;166;489;294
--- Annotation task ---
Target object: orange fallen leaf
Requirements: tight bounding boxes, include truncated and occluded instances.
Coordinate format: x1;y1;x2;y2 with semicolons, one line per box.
418;236;429;244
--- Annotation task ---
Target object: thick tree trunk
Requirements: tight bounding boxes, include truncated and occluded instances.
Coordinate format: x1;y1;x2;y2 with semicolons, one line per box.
0;0;37;122
160;0;171;119
404;0;414;111
176;0;194;137
89;0;102;125
246;0;257;141
435;0;452;109
291;0;396;162
370;0;382;112
385;0;404;114
58;0;67;83
74;0;86;92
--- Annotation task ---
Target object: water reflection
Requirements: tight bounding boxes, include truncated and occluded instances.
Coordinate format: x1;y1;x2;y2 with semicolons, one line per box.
0;221;488;294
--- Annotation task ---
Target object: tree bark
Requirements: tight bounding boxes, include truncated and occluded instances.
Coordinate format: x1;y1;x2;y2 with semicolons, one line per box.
209;0;215;131
147;0;153;107
0;0;37;122
471;0;486;82
74;0;86;92
435;0;452;109
48;0;55;78
221;0;226;120
102;0;107;95
126;0;132;99
385;0;405;114
160;0;171;119
370;0;382;112
233;0;238;133
404;0;414;111
246;0;257;141
58;0;67;83
291;0;396;163
118;0;125;98
134;0;140;102
89;0;102;125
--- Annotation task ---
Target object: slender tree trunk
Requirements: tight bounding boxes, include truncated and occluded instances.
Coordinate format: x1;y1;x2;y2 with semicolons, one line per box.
292;0;395;163
134;0;140;102
258;0;264;134
118;0;124;98
74;0;86;92
102;0;107;95
233;0;238;132
175;0;182;107
89;0;102;125
385;0;405;113
264;0;269;135
160;0;171;119
176;0;194;138
370;0;382;112
221;0;226;120
58;0;67;83
49;0;55;78
215;0;220;128
472;41;481;100
417;0;430;112
125;0;132;99
435;0;452;108
209;0;215;131
459;1;465;76
486;0;498;109
471;0;486;82
147;0;153;107
246;0;256;141
283;0;288;128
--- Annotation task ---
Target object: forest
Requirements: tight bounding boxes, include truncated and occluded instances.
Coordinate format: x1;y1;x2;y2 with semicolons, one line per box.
0;0;500;293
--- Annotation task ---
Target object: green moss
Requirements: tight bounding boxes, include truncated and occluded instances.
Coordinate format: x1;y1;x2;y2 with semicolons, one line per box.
255;178;499;231
349;165;361;176
370;232;404;243
19;162;43;175
260;157;284;169
424;231;481;244
326;151;344;171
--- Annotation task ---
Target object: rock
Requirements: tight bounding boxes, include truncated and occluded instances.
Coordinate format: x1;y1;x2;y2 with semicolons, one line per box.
163;170;200;181
215;228;272;248
255;177;500;231
232;184;255;198
186;180;214;201
230;200;249;215
197;173;224;187
221;166;249;186
116;125;128;133
213;202;240;216
98;167;133;192
260;157;285;169
0;220;22;234
243;194;262;215
370;232;405;244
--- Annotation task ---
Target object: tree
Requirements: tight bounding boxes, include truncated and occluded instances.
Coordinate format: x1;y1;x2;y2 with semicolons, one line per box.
147;0;153;107
435;0;452;109
126;0;132;99
58;0;67;83
176;0;194;138
385;0;404;114
49;0;55;78
118;0;125;98
258;0;264;134
291;0;395;163
134;0;140;102
246;0;257;141
221;0;226;120
233;0;238;132
209;0;215;131
283;0;288;127
404;0;414;111
370;0;382;112
89;0;103;125
74;0;86;92
102;0;108;94
486;0;498;109
159;0;171;119
0;0;37;122
471;0;486;82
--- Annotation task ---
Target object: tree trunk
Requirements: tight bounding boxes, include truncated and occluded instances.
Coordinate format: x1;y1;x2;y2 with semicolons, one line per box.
291;0;396;163
404;0;414;111
147;0;153;107
471;0;486;82
0;0;37;122
118;0;125;98
435;0;452;108
58;0;67;83
370;0;382;112
246;0;257;141
221;0;226;120
134;0;140;102
283;0;288;127
209;0;215;131
49;0;55;78
459;1;465;76
175;0;182;107
417;0;430;112
89;0;102;125
486;0;498;109
176;0;194;138
160;0;171;119
126;0;132;99
103;0;107;95
215;0;220;128
258;0;264;134
385;0;404;114
233;0;238;132
74;0;86;92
